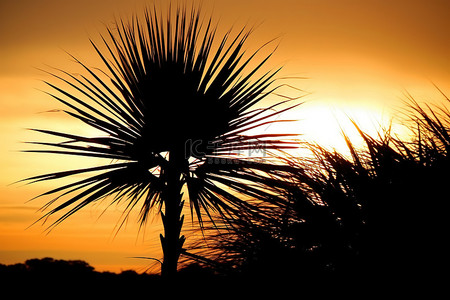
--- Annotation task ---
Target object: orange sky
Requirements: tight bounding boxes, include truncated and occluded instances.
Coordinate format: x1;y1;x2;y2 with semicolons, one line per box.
1;0;449;273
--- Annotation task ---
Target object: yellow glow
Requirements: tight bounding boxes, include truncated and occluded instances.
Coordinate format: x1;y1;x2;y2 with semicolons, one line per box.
297;103;404;155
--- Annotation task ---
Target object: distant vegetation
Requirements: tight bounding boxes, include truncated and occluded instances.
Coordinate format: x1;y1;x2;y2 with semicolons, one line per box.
0;257;156;285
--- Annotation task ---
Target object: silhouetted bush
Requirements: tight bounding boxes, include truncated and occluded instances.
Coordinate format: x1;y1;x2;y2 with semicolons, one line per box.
182;94;449;289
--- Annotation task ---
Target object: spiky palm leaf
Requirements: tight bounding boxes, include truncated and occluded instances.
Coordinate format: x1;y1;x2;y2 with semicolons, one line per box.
24;6;298;276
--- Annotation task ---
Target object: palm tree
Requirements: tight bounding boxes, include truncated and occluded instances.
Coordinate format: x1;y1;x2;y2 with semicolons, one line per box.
23;6;297;278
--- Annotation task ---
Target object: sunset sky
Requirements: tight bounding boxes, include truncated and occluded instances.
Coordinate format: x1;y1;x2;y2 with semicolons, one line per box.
1;0;449;273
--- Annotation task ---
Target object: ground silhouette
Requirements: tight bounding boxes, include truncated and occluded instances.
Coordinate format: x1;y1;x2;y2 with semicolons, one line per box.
0;258;159;294
0;257;298;296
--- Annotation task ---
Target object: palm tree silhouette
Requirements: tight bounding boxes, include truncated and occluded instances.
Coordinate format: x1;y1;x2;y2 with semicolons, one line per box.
24;6;297;278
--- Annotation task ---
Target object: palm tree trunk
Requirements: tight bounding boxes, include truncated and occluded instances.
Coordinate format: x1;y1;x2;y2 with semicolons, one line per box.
160;150;185;279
